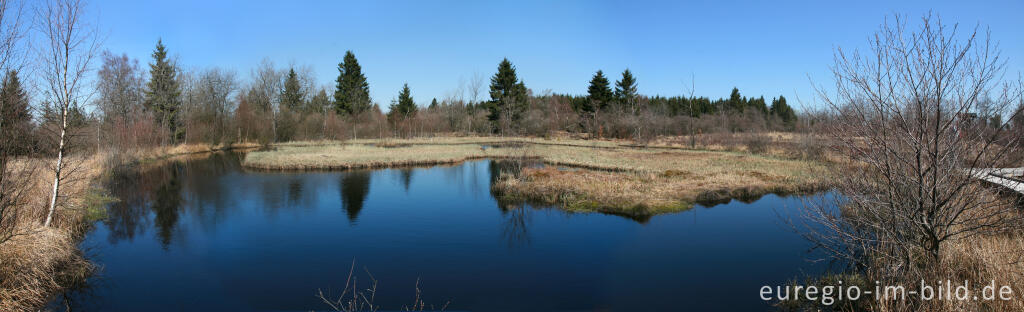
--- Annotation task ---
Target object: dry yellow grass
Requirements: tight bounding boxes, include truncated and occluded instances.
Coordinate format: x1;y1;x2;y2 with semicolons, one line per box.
124;142;260;163
0;153;107;311
492;154;826;216
243;137;829;215
0;226;90;311
929;233;1024;311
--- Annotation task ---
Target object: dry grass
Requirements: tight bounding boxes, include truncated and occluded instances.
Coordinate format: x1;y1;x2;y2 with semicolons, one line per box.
244;137;829;215
122;142;260;163
928;232;1024;311
492;158;826;216
0;153;107;311
0;226;90;311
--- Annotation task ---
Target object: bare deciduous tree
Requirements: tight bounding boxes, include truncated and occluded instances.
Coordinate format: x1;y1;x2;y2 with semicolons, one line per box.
468;71;484;105
250;59;282;142
188;67;237;143
37;0;100;227
0;0;28;244
800;13;1023;277
95;51;143;126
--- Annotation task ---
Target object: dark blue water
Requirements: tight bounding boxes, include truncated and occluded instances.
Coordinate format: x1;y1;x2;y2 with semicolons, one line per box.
58;152;830;311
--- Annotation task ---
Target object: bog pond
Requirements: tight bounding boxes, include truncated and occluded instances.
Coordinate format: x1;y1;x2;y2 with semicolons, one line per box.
53;152;832;311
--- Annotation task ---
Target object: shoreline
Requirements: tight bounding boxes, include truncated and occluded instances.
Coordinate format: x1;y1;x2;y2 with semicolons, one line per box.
241;137;830;216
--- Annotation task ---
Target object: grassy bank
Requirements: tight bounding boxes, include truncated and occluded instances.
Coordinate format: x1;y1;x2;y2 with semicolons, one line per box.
243;136;829;216
0;154;106;310
0;142;255;310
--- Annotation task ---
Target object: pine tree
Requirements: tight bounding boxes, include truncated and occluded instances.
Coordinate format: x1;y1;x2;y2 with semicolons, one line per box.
389;83;417;119
727;87;743;112
614;69;638;113
429;98;438;109
0;70;31;155
281;68;304;112
487;58;528;126
770;95;797;129
333;51;370;116
587;70;613;112
144;39;183;143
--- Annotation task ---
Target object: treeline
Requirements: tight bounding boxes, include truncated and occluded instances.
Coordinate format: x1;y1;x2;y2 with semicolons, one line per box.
6;38;1022;156
4;40;810;154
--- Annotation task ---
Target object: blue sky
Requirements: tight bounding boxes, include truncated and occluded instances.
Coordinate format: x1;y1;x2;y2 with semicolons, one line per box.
91;0;1023;110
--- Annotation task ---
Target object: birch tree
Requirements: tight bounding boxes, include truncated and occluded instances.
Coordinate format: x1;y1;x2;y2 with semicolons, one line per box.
38;0;99;227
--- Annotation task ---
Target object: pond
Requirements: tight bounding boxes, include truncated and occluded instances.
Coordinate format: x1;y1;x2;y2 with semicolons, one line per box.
54;152;831;311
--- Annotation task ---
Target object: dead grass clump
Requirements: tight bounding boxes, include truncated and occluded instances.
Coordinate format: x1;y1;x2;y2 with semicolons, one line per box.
662;169;695;179
493;163;826;216
744;134;771;155
0;226;91;311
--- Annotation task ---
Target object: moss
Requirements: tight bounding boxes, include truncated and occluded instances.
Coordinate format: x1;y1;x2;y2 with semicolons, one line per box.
82;188;117;223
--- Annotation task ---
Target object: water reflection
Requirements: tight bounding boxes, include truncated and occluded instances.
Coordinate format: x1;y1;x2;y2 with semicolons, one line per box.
339;170;371;223
397;168;413;192
152;168;182;249
102;155;694;249
100;154;804;251
499;203;532;247
68;153;829;311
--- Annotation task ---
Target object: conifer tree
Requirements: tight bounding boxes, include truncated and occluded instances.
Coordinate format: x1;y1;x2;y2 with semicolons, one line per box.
0;70;31;155
587;70;613;111
727;87;743;112
281;68;304;112
614;69;638;113
487;58;528;127
770;95;797;128
389;83;417;119
429;98;438;109
333;51;370;116
144;39;183;143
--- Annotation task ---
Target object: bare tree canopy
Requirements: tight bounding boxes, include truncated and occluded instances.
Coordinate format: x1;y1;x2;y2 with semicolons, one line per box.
802;13;1023;272
36;0;100;227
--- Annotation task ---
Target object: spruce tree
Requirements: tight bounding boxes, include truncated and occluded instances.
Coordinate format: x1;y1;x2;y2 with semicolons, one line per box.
770;95;797;128
389;83;417;119
281;68;304;112
144;39;183;143
429;98;438;109
587;70;613;111
0;70;31;155
614;69;638;112
487;58;528;125
727;87;743;112
753;96;767;113
333;51;370;116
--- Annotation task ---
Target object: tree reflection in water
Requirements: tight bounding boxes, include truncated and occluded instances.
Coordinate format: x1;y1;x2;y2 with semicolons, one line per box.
339;170;371;223
100;155;656;252
101;152;245;248
152;166;182;249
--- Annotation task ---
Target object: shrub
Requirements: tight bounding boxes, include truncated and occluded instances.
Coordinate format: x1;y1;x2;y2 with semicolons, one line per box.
744;134;770;155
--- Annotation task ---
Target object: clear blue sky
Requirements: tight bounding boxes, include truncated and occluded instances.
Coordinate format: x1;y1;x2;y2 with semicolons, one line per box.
91;0;1023;110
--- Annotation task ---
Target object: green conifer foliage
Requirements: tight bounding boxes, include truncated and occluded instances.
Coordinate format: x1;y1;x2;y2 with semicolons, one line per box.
144;39;183;143
587;70;613;111
487;58;528;126
333;51;370;116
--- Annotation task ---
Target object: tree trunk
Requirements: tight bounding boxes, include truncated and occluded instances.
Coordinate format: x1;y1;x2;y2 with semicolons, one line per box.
44;104;70;227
